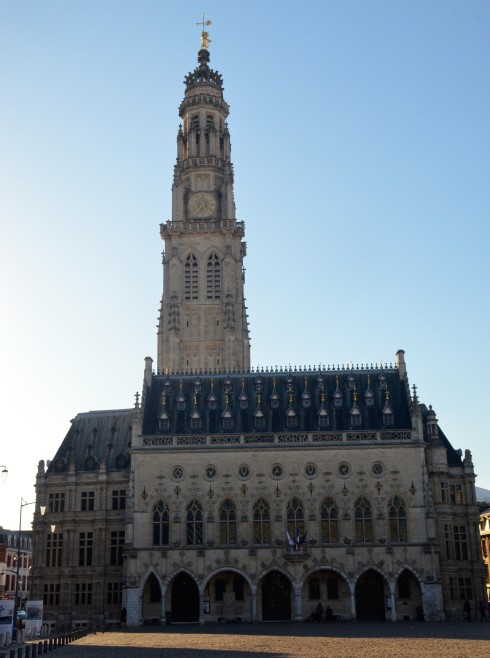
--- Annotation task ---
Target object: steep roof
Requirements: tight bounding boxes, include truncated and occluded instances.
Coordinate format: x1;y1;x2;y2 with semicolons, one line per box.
141;367;411;436
47;409;133;475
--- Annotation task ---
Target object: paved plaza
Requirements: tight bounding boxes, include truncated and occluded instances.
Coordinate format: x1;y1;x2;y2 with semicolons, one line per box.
26;621;490;658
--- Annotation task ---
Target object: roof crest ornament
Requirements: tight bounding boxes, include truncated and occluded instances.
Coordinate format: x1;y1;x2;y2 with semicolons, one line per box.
197;13;212;50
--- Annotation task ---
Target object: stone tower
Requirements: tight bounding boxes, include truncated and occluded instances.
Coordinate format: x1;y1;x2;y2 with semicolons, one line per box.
157;41;250;374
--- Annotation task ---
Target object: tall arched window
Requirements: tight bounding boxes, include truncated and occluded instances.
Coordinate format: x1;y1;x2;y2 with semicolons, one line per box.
354;496;373;543
186;499;203;545
286;497;305;542
206;253;221;300
320;497;339;543
389;495;407;542
152;500;169;546
219;498;237;544
253;498;270;544
185;254;199;301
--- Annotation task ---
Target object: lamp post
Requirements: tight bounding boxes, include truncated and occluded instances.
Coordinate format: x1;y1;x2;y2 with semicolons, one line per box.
0;465;8;483
13;498;45;641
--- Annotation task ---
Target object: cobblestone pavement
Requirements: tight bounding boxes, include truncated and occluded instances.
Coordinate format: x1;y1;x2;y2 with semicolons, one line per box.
27;622;490;658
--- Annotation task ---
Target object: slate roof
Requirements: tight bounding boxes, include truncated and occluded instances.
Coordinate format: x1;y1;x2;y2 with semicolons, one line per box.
141;367;411;436
47;409;133;475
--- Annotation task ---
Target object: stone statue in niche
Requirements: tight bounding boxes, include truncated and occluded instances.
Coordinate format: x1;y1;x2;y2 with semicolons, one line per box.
224;292;235;329
168;293;180;330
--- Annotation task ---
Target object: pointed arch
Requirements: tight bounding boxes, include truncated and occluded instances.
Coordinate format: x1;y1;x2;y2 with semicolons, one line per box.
186;498;203;545
184;253;199;301
219;497;237;544
320;496;339;543
253;497;271;544
152;499;169;546
388;494;408;542
354;495;373;543
286;496;305;540
206;253;221;300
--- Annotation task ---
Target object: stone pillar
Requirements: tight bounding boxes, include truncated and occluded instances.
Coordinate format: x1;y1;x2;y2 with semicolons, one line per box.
125;587;141;626
251;591;257;622
421;582;445;621
199;592;205;625
389;584;397;621
349;587;356;620
293;586;303;622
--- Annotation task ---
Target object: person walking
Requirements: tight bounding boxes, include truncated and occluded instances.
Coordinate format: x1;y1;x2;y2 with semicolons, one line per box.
463;599;472;622
478;600;488;622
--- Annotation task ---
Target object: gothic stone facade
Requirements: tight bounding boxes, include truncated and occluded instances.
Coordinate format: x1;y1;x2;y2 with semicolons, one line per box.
32;42;485;628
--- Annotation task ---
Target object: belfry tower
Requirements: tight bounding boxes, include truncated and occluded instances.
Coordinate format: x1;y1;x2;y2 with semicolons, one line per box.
157;25;250;374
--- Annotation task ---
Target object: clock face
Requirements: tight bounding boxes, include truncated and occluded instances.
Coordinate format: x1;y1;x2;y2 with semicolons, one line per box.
188;192;216;218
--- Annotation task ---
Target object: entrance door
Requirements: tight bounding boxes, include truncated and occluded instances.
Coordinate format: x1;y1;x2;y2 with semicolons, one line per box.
171;572;199;622
355;570;386;620
261;571;291;621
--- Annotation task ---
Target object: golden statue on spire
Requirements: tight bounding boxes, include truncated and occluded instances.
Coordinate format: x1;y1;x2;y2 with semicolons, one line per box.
197;13;212;49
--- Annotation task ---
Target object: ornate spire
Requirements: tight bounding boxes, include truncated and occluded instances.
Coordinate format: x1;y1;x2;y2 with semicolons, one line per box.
184;15;223;90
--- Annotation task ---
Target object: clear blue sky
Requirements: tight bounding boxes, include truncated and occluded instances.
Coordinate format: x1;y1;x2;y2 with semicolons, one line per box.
1;1;489;530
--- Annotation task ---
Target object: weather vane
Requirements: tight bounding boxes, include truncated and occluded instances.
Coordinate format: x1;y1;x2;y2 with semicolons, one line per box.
197;13;212;49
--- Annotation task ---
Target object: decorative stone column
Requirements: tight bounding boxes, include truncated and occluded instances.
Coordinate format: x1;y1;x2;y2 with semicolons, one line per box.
388;583;397;621
293;585;303;622
250;591;257;623
349;587;356;620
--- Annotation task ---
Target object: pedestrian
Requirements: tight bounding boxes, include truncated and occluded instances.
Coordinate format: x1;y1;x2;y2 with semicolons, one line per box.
120;607;127;628
463;598;471;622
478;600;488;622
315;601;323;622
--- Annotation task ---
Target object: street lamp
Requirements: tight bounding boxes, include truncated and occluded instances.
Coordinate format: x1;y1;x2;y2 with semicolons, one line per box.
13;498;45;641
0;465;8;483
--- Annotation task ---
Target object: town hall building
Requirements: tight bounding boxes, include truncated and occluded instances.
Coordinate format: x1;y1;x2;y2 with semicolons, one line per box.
31;28;485;627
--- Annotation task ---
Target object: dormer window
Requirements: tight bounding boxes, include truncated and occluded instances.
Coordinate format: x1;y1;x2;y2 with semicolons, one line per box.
318;408;329;428
351;411;361;427
190;409;201;431
176;392;186;411
208;393;217;410
159;413;170;432
378;373;387;391
254;406;265;430
222;410;233;431
285;408;297;429
350;391;361;427
270;390;280;409
255;377;262;393
239;391;248;410
193;378;202;394
347;373;355;391
365;390;374;407
382;400;394;427
333;389;342;407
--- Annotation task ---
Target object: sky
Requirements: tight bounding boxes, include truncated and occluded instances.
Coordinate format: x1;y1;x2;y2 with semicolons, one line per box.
1;0;489;530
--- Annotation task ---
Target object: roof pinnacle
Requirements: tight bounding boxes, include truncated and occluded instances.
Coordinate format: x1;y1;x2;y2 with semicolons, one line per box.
197;13;212;50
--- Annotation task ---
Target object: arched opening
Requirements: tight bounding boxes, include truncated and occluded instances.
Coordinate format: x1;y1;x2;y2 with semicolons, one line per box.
205;571;250;622
171;572;199;622
142;573;162;624
396;569;423;620
261;571;291;621
303;569;349;621
355;570;386;620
